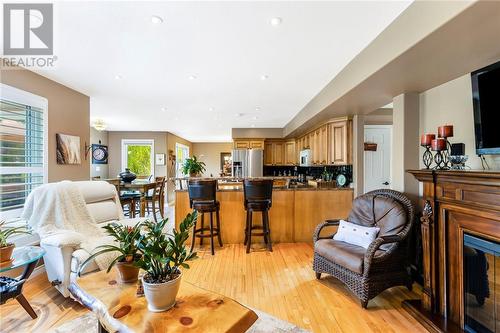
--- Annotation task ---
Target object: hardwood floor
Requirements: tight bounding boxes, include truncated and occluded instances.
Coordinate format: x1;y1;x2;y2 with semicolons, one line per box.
0;243;427;333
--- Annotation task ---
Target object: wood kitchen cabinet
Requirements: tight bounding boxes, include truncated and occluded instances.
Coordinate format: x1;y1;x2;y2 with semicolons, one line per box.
264;140;287;165
233;139;264;149
295;117;352;166
328;120;352;165
284;140;296;165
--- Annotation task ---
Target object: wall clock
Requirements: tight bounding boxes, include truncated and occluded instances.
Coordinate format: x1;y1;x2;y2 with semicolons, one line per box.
92;144;108;164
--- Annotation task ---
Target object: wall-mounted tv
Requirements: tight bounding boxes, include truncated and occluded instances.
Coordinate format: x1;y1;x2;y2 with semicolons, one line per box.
471;60;500;155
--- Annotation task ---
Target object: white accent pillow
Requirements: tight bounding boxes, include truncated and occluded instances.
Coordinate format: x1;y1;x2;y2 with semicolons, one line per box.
333;220;380;249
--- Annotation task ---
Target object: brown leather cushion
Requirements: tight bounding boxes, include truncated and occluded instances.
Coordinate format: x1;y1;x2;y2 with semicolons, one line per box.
192;200;220;212
315;239;385;274
348;194;407;250
245;199;271;211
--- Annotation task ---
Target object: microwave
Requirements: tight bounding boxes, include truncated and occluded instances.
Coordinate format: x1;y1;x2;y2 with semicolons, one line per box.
299;149;312;166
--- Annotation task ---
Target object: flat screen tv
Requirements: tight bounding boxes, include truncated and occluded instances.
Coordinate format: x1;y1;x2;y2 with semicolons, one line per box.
471;61;500;155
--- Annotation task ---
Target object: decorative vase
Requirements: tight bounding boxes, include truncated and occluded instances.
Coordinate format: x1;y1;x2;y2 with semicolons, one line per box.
189;172;198;177
119;168;136;183
115;261;140;283
142;272;182;312
0;244;15;263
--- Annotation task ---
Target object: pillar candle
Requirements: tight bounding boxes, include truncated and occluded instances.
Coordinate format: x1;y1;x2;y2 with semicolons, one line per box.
431;138;446;151
420;134;435;146
438;125;453;138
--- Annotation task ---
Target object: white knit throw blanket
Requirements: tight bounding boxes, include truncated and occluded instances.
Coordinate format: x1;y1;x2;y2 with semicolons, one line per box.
22;181;117;271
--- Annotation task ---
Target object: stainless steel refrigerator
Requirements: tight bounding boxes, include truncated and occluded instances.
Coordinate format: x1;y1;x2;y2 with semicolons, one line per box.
231;149;263;178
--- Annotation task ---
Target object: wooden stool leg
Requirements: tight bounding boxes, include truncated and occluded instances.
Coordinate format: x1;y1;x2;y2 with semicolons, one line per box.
244;210;249;246
264;210;272;252
16;294;37;319
200;213;205;246
209;211;215;255
190;212;197;253
246;211;252;254
216;208;223;247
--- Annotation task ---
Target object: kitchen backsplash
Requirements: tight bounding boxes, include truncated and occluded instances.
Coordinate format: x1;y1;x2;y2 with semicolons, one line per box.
264;165;353;183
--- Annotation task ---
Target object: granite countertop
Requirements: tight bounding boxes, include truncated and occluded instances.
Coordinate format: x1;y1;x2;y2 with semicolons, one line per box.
176;186;353;192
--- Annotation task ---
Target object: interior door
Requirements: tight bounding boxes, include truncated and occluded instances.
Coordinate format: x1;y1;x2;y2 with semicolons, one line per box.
364;126;391;193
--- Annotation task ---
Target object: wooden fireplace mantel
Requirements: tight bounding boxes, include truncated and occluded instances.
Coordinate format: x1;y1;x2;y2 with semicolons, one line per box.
405;169;500;332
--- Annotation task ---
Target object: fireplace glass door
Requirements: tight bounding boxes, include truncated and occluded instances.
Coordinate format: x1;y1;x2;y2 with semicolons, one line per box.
464;234;499;333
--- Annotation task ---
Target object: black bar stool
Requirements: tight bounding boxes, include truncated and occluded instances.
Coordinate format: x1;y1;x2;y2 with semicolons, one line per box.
243;179;273;254
188;180;222;255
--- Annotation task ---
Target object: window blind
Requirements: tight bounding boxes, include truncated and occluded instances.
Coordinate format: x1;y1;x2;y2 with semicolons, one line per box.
0;99;45;215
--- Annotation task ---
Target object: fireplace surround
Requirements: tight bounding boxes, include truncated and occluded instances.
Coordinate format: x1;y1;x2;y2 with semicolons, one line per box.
406;170;500;332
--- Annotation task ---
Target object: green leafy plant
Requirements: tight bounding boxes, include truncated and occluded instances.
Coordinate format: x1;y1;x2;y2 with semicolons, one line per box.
136;212;198;283
181;156;206;176
0;221;31;248
79;221;144;274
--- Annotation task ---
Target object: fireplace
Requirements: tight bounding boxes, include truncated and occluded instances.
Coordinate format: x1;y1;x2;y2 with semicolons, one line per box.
464;234;499;333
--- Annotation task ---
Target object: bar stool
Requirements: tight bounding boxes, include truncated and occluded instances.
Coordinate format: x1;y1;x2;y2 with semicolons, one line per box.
243;179;273;254
188;180;223;255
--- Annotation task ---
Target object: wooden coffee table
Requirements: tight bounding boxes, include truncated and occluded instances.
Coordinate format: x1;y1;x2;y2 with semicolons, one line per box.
69;270;258;332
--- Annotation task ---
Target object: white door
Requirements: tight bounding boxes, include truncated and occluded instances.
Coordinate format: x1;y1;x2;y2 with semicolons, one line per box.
364;125;392;193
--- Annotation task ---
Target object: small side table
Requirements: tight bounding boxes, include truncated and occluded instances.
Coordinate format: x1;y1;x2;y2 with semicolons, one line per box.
0;246;45;319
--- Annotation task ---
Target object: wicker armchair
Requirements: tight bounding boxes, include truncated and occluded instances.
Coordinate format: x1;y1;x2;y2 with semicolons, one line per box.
313;189;414;308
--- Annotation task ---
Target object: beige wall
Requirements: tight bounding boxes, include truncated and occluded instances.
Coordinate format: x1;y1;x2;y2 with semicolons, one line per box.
1;67;90;182
419;74;500;170
166;133;193;203
89;128;109;179
108;131;168;178
192;142;233;177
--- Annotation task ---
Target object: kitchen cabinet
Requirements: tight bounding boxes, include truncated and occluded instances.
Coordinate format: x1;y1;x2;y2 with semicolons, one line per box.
264;140;286;165
295;117;352;166
233;139;264;149
284;140;296;165
328;120;352;165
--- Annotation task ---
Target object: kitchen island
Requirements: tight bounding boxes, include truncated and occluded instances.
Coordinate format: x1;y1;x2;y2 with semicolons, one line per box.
175;182;353;244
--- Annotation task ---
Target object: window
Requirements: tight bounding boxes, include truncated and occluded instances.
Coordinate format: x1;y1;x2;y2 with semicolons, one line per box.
0;84;48;220
121;139;154;178
175;143;190;177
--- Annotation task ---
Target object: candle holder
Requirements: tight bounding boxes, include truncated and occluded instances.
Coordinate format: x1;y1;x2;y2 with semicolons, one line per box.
421;145;433;169
433;150;445;170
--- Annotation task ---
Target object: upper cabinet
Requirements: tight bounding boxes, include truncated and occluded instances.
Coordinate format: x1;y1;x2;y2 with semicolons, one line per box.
284;140;296;165
328;120;352;165
233;139;264;149
264;140;287;165
295;117;352;166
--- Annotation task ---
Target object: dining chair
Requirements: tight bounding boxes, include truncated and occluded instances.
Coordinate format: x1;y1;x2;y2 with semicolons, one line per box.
106;179;140;218
142;177;166;221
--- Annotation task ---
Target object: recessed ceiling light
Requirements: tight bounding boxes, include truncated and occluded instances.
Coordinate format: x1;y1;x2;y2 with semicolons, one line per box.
114;74;122;80
174;116;179;121
270;17;282;26
208;107;214;112
161;107;166;112
255;107;261;111
189;75;197;80
151;15;163;24
261;75;269;80
250;124;256;128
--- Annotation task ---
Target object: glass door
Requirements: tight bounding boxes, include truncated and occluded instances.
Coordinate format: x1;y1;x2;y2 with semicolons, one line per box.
175;143;190;177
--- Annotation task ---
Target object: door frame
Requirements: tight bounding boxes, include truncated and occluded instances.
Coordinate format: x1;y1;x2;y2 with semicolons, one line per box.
363;124;392;194
121;139;155;177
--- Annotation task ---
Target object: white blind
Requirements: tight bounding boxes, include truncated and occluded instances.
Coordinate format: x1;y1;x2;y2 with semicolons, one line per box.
0;99;45;216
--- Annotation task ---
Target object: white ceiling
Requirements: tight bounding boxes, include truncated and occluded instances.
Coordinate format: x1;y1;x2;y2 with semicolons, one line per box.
34;1;412;142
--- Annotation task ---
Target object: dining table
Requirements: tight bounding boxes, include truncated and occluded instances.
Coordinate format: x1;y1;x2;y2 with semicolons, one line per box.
104;178;159;217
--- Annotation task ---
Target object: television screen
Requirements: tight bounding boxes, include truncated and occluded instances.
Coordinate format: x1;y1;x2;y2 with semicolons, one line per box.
472;61;500;155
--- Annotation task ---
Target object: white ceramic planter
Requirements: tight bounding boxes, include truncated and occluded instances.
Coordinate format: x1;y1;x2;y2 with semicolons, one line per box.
142;272;182;312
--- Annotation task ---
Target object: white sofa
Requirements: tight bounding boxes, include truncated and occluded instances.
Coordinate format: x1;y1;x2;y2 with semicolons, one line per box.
40;181;143;297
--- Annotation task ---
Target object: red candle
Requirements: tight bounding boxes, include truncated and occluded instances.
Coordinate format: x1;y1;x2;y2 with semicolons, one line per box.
420;133;435;146
438;125;453;138
431;138;446;151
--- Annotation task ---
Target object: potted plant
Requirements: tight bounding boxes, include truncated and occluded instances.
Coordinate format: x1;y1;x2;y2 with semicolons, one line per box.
0;221;31;263
182;156;206;177
136;212;198;312
80;221;144;283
